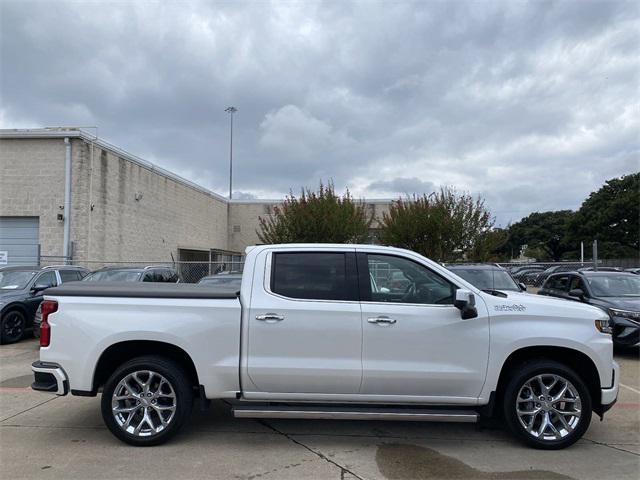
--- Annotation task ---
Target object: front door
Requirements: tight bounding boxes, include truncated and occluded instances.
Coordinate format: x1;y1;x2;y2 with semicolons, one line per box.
359;252;489;401
246;249;362;395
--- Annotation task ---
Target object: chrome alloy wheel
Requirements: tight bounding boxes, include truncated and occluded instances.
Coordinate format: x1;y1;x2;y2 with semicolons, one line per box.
516;374;582;441
111;370;177;437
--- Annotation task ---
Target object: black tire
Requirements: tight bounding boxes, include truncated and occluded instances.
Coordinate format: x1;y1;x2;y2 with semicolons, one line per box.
503;360;592;450
1;310;26;344
101;355;194;446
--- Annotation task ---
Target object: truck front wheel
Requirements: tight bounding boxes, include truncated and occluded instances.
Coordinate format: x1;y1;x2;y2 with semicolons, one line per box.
100;355;193;446
503;360;592;449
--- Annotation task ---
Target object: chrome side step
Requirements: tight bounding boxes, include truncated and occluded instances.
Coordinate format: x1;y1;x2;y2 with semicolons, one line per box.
233;405;478;423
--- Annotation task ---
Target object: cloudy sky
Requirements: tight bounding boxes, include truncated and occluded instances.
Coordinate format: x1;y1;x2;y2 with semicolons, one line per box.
1;0;638;226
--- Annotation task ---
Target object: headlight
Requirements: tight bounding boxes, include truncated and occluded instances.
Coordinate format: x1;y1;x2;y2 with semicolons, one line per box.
609;308;640;322
595;319;613;334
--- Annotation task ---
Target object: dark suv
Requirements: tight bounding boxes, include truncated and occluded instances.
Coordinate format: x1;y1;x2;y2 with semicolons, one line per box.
539;271;640;348
0;265;89;344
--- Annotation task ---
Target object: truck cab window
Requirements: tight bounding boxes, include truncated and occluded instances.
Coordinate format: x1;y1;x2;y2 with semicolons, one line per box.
271;252;355;301
366;254;454;304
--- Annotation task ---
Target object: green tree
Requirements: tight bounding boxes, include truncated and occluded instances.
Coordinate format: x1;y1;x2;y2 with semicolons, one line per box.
379;188;494;262
501;210;574;261
469;228;509;262
257;181;372;244
569;173;640;258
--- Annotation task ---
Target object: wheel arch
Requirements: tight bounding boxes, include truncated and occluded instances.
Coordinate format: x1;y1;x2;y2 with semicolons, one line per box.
493;346;602;416
91;340;200;394
1;302;30;321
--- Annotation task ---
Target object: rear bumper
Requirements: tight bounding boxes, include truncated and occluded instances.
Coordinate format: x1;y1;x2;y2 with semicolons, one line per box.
601;361;619;408
31;361;68;396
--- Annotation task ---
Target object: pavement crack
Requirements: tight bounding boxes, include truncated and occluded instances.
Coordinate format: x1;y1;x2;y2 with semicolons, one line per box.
0;396;58;423
256;420;366;480
582;437;640;457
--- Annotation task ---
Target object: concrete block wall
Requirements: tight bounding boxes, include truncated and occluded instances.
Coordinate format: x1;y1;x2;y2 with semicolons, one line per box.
0;138;66;257
228;201;278;253
79;142;229;262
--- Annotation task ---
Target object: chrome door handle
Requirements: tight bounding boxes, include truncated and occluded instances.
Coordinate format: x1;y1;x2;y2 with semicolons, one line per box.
255;313;285;323
367;316;397;325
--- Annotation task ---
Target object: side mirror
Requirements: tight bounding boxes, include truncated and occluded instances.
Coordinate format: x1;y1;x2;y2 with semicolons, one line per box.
31;284;50;294
519;282;527;292
568;288;584;300
454;289;478;319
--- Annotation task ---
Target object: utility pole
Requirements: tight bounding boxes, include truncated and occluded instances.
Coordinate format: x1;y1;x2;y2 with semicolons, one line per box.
225;106;237;199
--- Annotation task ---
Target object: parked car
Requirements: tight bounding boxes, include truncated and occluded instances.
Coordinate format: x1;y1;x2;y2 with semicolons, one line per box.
539;271;640;349
526;265;578;286
197;273;242;290
83;266;180;283
33;266;180;336
0;265;89;344
624;268;640;275
32;244;618;449
509;266;545;282
447;264;526;292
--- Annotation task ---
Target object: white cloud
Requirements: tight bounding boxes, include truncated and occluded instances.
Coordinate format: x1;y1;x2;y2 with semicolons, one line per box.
0;0;638;226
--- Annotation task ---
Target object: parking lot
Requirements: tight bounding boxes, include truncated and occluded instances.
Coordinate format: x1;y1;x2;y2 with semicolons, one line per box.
0;340;636;479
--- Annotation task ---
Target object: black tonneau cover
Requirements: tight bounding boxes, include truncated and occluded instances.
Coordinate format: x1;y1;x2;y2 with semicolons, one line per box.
43;282;239;299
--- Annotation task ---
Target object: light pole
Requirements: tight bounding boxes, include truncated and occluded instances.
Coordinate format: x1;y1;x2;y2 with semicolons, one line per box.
225;106;237;199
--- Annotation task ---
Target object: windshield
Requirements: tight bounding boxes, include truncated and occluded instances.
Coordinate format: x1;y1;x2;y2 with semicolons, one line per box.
84;270;142;282
452;268;520;291
586;275;640;297
0;270;37;289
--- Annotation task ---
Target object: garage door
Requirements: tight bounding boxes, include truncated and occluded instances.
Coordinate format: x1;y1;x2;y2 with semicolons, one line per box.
0;217;40;266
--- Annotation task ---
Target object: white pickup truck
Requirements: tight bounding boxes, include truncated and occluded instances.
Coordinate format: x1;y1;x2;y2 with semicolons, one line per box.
31;244;619;449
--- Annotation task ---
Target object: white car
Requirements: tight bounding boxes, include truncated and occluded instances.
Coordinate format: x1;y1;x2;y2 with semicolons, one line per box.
31;244;618;449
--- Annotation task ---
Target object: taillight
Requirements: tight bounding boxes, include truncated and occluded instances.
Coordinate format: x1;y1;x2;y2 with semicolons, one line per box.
40;300;58;347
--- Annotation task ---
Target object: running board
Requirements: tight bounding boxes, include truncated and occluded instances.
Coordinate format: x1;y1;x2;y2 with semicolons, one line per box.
233;405;478;423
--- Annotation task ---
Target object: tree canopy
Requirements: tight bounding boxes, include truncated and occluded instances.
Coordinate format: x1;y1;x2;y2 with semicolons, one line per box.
569;172;639;258
379;188;497;262
501;210;575;261
257;181;372;244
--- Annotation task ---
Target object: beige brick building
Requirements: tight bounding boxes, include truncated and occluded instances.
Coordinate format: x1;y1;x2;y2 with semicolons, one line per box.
0;128;392;267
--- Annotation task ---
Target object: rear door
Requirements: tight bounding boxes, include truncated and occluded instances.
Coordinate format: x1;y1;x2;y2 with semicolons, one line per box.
245;249;362;395
359;251;490;400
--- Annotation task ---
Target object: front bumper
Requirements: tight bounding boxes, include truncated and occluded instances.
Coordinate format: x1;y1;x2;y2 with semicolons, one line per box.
601;360;619;409
31;361;69;396
611;317;640;348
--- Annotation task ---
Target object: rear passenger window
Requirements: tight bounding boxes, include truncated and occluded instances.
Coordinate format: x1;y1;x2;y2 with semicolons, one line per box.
59;270;81;283
271;253;353;301
547;275;570;292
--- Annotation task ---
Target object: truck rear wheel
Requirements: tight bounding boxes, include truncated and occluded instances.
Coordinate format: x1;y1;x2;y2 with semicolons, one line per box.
503;360;592;449
100;355;193;446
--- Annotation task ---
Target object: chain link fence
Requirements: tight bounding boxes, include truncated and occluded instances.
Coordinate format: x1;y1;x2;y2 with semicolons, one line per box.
38;257;245;284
